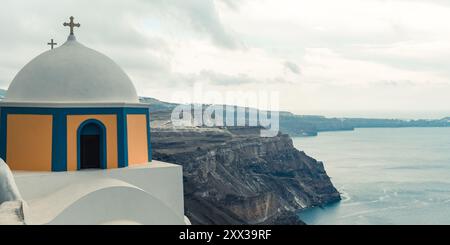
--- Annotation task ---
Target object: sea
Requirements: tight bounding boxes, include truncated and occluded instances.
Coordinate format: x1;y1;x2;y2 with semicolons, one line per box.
293;128;450;225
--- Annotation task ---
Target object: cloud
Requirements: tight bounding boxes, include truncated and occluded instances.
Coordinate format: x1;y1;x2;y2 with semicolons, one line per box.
141;0;242;50
0;0;243;87
1;0;450;116
199;70;258;85
334;41;450;77
283;61;301;75
218;0;243;11
371;80;416;87
183;0;241;49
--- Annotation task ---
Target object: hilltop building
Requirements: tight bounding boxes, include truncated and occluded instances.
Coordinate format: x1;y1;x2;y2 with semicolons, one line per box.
0;17;187;225
0;17;150;171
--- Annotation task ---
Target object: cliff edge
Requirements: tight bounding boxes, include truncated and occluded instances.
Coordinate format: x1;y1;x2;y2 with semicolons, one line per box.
151;126;341;225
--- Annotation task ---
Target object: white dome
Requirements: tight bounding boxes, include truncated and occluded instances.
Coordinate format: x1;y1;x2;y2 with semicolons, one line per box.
4;35;140;104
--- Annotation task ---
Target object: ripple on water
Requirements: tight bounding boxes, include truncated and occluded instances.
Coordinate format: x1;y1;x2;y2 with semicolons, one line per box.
294;128;450;225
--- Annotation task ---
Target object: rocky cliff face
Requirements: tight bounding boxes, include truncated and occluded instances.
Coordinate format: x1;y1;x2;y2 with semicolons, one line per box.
151;126;341;225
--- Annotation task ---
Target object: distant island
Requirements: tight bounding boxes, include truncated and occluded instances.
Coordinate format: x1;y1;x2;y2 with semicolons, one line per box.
278;113;450;137
140;96;450;137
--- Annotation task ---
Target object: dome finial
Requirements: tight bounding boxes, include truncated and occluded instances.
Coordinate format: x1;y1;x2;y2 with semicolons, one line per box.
63;16;81;37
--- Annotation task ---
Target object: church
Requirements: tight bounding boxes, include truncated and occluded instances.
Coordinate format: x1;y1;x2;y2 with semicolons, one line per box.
0;17;187;225
0;17;151;172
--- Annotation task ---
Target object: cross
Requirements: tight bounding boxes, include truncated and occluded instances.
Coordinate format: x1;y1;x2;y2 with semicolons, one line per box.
63;16;81;35
47;39;57;49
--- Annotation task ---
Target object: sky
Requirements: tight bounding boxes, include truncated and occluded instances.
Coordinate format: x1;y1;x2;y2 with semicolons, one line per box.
1;0;450;119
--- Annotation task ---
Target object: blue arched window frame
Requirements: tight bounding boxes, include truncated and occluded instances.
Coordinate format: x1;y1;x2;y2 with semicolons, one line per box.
77;119;107;170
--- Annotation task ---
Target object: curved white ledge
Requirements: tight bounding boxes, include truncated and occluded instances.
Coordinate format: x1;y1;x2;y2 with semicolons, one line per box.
26;178;184;225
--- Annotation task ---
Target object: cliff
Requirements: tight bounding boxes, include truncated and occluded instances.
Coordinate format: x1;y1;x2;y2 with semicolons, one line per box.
151;126;341;225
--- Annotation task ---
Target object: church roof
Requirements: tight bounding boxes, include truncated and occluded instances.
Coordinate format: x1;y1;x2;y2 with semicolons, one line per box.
3;35;140;104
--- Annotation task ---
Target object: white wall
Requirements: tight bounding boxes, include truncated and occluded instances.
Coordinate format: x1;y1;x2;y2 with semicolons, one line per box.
13;161;187;225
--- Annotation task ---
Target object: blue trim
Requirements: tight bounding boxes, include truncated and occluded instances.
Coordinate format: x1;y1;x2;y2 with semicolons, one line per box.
0;107;150;115
0;106;152;171
146;109;152;162
117;108;128;168
77;119;107;170
52;110;67;171
0;108;7;161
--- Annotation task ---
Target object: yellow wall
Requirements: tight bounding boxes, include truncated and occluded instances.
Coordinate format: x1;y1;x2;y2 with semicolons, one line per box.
127;114;149;166
66;115;118;171
7;114;53;171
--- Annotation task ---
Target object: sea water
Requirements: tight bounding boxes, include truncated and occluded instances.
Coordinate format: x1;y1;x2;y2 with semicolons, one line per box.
294;128;450;225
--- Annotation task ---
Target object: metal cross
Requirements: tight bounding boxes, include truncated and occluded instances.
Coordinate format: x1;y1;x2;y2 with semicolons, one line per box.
63;16;81;35
47;39;57;49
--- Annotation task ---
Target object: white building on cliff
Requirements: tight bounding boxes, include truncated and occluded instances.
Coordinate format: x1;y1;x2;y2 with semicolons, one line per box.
0;17;188;225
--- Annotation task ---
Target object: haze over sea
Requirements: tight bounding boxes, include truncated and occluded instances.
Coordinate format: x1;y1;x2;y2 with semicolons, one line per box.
294;127;450;225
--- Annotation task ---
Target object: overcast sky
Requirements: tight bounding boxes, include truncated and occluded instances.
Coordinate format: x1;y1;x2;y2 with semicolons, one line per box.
1;0;450;118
